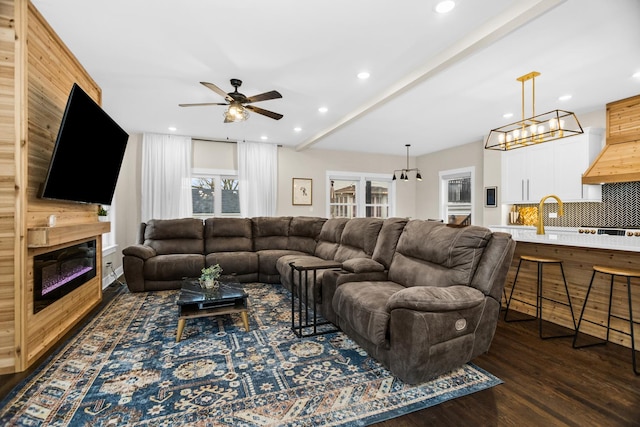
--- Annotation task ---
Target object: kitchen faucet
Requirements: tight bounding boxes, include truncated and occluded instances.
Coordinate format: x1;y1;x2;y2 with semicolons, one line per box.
537;194;564;235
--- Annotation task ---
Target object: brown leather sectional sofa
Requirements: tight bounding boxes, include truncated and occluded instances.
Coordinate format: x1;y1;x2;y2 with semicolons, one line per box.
122;215;515;383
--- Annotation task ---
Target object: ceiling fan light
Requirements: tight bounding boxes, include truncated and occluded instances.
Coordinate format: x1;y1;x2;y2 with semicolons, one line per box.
225;103;249;122
392;173;397;181
416;171;423;181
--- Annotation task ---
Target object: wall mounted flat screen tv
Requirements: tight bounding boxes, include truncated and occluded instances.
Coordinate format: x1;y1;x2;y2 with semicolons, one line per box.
40;83;129;205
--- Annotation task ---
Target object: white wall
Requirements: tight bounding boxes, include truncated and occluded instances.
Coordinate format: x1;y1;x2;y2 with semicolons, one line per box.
415;140;485;224
277;146;417;218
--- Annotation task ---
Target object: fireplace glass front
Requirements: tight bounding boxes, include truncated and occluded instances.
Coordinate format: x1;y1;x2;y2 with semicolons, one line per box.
34;239;97;313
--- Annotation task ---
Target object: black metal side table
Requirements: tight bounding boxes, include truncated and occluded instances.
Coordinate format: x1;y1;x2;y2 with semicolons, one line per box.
290;260;342;337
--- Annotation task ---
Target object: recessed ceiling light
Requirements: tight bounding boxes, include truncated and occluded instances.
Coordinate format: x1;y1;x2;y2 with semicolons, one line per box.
260;135;268;140
168;126;177;131
503;113;514;119
558;94;572;101
294;127;302;132
435;1;455;14
633;71;640;79
357;71;370;80
318;107;328;113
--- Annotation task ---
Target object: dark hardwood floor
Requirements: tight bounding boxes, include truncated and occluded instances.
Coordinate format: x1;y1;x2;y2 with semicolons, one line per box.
375;317;640;427
2;285;639;426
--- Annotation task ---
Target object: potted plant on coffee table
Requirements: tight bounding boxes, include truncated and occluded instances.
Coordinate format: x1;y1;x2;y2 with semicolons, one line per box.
199;264;223;289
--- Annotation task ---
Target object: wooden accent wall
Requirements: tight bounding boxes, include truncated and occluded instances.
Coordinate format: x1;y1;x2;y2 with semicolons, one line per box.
0;0;19;374
504;242;640;349
0;1;107;374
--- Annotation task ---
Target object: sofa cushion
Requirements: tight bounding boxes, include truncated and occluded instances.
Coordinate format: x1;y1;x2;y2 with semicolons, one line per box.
276;254;337;303
288;216;326;253
333;281;405;346
143;218;205;255
204;218;253;253
253;217;292;251
257;249;307;276
314;218;349;260
334;218;383;262
388;221;491;288
205;252;258;278
372;217;408;268
143;254;205;281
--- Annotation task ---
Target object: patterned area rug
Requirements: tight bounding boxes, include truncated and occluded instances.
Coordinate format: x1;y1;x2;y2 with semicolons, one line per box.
0;283;501;426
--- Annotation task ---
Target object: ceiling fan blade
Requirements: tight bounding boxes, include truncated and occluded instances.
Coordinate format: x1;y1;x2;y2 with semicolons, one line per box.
179;102;228;107
245;105;283;120
200;82;233;102
245;90;282;104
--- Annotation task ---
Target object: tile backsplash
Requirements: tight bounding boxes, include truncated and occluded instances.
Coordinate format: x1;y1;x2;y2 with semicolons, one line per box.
515;181;640;228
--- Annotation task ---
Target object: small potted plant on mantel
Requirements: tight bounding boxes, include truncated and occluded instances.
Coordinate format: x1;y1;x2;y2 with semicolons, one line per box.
97;205;108;222
199;264;223;290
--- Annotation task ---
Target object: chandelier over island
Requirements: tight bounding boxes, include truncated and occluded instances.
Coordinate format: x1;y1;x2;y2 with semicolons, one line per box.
485;71;583;151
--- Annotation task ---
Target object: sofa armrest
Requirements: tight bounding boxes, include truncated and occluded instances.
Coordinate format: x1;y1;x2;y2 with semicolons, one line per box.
386;285;485;313
122;244;156;260
341;258;385;274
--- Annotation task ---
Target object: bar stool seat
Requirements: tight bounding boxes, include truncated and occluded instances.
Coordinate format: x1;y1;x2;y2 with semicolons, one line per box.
505;255;577;339
573;265;640;375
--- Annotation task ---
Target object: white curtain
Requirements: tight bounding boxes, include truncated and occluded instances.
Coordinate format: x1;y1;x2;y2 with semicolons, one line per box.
237;141;278;217
141;133;193;221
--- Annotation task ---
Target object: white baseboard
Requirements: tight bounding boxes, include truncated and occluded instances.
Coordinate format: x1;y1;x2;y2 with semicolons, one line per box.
102;265;124;289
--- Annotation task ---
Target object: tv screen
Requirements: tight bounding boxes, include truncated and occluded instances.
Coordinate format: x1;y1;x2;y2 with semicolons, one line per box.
40;83;129;205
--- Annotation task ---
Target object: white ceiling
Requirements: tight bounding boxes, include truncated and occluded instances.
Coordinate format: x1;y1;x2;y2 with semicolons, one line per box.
31;0;640;157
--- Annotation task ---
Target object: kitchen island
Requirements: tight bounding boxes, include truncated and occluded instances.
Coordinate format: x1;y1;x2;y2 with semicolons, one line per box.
490;226;640;350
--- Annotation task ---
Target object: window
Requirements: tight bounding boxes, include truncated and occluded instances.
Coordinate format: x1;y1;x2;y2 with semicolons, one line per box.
327;172;394;218
101;201;116;254
191;169;240;218
439;167;474;225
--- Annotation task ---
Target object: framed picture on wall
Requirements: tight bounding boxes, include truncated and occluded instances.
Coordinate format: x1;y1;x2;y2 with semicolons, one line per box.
485;186;497;208
292;178;312;205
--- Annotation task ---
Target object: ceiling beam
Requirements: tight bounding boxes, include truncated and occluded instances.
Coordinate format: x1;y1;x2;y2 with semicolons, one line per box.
295;0;566;152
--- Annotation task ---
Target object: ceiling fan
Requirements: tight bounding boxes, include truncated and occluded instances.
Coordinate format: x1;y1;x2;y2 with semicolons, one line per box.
179;79;283;123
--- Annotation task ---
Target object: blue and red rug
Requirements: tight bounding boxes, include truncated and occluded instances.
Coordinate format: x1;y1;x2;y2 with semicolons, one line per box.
0;283;501;426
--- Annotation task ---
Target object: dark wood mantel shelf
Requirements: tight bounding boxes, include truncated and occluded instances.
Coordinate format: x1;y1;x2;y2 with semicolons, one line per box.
27;222;110;248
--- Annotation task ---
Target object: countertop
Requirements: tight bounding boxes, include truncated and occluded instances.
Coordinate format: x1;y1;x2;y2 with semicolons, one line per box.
489;225;640;253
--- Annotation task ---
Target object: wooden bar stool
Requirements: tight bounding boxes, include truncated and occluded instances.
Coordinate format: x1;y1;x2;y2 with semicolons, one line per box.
504;255;577;339
572;265;640;375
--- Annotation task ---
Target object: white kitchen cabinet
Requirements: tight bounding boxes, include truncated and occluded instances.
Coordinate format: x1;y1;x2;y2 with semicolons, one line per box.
552;128;603;202
502;143;554;203
501;127;603;204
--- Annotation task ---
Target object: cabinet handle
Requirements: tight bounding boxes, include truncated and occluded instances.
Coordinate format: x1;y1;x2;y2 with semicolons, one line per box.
526;179;530;200
521;180;525;201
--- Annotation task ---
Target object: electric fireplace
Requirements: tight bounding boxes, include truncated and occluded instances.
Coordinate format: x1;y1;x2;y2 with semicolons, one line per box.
33;239;97;313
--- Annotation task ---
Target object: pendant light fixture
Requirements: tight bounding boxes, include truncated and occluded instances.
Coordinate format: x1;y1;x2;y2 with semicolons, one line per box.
485;71;583;151
392;144;422;181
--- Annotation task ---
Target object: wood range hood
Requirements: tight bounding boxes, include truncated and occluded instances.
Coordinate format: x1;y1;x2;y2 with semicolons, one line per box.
582;94;640;185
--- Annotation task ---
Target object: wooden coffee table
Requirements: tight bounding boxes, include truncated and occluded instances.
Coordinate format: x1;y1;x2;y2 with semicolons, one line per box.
176;280;249;342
